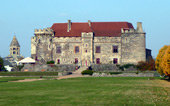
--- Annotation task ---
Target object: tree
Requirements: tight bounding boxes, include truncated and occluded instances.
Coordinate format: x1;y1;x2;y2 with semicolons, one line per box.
155;45;168;75
161;46;170;77
0;57;5;71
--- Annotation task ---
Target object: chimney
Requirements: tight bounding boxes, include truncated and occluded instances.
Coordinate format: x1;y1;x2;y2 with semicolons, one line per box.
67;20;71;32
88;20;91;27
137;22;143;32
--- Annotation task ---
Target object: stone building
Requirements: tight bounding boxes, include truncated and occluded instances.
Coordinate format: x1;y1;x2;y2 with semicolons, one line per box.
31;20;151;66
4;35;24;66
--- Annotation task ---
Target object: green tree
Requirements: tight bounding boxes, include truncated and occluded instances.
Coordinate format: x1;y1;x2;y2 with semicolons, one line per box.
155;45;168;75
0;57;5;71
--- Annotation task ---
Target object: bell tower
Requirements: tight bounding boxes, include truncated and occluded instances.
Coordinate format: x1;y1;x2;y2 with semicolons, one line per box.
10;35;20;57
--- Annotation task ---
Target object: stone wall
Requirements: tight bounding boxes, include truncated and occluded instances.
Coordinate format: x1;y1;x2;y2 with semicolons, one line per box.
91;64;119;71
21;64;77;72
121;23;146;64
94;37;121;64
31;28;54;63
52;37;82;65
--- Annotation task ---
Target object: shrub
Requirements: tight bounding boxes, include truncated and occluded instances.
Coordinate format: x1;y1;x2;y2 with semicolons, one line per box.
109;72;123;75
117;64;136;71
13;65;24;71
46;61;55;64
81;70;94;75
136;60;155;71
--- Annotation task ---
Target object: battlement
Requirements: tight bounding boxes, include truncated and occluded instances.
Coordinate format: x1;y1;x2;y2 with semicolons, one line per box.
34;28;54;35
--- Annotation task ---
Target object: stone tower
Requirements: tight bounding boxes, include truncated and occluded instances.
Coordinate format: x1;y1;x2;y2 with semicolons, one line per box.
10;35;20;57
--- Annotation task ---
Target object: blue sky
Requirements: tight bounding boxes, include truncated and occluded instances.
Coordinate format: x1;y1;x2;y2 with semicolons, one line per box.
0;0;170;58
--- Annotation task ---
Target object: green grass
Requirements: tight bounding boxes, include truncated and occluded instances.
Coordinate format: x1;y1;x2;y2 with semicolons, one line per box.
0;72;58;76
0;77;170;106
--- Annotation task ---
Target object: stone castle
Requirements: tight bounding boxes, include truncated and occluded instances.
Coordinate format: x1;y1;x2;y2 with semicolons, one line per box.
31;20;151;66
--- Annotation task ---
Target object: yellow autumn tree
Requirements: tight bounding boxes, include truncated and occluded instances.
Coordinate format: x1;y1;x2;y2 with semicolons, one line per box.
161;45;170;77
155;45;168;75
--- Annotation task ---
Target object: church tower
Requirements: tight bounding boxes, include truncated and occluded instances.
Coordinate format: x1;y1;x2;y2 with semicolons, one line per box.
10;35;20;57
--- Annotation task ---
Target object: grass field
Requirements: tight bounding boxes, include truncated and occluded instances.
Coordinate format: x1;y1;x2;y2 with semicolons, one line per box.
0;77;170;106
0;72;58;76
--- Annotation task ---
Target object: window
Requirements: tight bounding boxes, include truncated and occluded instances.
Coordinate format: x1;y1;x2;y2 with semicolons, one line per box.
113;58;118;64
56;46;61;53
85;44;88;47
113;46;118;53
96;58;100;64
85;50;87;53
57;59;60;64
13;48;16;50
96;46;101;53
13;52;16;54
38;39;41;43
75;58;78;64
75;46;79;53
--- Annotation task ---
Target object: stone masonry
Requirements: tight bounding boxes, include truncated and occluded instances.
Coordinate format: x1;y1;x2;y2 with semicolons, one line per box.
31;20;151;66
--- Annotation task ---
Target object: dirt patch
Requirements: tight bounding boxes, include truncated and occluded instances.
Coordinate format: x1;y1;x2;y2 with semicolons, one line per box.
154;80;170;88
11;79;44;82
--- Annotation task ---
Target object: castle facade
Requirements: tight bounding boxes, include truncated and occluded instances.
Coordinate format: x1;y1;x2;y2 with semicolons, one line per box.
31;20;150;66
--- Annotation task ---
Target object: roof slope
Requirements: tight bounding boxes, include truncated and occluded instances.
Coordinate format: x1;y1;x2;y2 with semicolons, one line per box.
10;36;20;47
91;22;134;37
51;21;134;37
51;23;92;37
19;57;35;63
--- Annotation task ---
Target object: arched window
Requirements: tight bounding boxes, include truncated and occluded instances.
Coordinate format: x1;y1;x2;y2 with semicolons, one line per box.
57;59;60;64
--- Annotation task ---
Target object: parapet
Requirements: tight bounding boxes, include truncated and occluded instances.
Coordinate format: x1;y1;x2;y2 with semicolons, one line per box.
121;28;135;33
121;22;144;34
34;28;54;35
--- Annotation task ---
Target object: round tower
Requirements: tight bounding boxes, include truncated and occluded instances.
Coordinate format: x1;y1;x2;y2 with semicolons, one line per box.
10;35;20;57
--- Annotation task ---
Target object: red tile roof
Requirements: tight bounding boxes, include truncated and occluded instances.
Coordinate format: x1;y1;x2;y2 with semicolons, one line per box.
51;22;134;37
